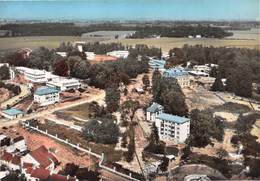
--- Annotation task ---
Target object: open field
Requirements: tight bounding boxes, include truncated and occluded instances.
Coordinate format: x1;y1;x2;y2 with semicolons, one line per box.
227;28;260;40
57;102;91;120
105;37;260;52
0;36;106;51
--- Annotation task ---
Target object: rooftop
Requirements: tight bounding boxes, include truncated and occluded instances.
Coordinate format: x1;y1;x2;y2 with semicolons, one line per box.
147;102;163;113
163;67;189;78
35;86;59;96
29;145;58;169
2;108;24;116
156;113;190;124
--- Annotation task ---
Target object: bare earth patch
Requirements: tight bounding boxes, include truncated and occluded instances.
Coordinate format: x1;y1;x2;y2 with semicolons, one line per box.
251;120;260;143
214;112;239;122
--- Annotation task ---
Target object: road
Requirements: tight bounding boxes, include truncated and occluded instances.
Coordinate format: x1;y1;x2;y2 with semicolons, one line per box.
0;83;31;109
0;90;105;128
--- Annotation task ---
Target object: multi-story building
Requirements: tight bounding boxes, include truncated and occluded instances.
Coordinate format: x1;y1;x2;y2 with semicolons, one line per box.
16;67;47;83
34;86;60;106
47;78;81;91
106;50;129;59
155;113;190;143
149;58;166;72
146;102;164;122
163;67;191;88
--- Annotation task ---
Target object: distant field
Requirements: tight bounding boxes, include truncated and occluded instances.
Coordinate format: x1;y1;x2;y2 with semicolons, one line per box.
104;37;260;52
0;36;105;51
227;28;260;40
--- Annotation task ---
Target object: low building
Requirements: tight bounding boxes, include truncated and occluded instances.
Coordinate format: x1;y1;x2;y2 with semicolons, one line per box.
0;134;11;147
13;136;27;153
47;78;81;91
163;67;191;88
85;52;96;60
155;113;190;143
1;108;24;120
56;52;67;57
106;50;129;59
149;59;166;71
146;102;164;122
16;67;47;83
0;151;21;170
34;86;60;106
21;145;59;170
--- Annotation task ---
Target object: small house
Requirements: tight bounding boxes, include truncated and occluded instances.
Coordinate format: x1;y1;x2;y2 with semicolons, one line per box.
1;108;24;120
146;102;164;122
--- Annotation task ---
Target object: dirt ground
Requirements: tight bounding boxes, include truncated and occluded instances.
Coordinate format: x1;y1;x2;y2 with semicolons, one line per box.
1;126;94;169
192;129;237;160
0;88;11;102
183;86;224;111
251;119;260;143
214;111;239;122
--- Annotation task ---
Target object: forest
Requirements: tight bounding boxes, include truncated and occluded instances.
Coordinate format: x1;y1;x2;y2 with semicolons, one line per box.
0;23;232;38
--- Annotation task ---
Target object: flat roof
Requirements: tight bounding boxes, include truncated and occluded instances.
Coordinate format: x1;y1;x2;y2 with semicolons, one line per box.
2;108;24;116
35;86;59;96
156;113;190;124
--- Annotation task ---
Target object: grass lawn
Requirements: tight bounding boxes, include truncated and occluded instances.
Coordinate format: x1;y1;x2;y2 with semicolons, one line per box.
0;36;105;51
58;102;91;120
104;37;260;52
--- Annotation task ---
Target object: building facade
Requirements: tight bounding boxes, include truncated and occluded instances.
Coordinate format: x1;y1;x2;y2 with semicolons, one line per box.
163;67;191;88
1;108;24;120
34;86;60;106
106;50;129;59
155;113;190;143
146;102;164;122
47;78;81;91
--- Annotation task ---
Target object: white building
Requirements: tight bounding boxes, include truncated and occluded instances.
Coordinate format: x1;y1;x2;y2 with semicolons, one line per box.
155;113;190;143
16;67;47;83
85;52;96;60
47;78;81;91
34;86;60;106
56;52;67;57
146;102;164;122
106;50;129;59
1;108;24;120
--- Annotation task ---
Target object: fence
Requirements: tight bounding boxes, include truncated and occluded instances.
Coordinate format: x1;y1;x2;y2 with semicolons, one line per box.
21;122;142;181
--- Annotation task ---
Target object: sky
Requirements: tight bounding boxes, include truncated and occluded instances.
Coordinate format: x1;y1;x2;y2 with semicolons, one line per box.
0;0;259;21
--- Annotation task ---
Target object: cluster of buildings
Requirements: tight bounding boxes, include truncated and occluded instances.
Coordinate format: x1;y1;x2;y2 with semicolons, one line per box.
0;134;77;181
163;67;192;88
146;103;190;143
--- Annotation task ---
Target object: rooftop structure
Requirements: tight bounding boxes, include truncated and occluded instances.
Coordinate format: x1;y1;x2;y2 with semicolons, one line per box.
85;52;96;60
34;86;60;106
106;50;129;59
149;58;166;71
156;113;190;124
47;78;81;91
56;52;67;57
1;108;24;120
146;102;164;122
163;67;192;88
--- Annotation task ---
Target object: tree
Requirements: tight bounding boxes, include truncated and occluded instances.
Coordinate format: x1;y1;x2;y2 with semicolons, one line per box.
53;58;69;76
88;101;106;118
83;117;119;144
142;74;150;90
189;109;224;147
105;87;120;113
124;124;135;162
63;163;79;176
159;156;169;172
211;74;224;92
144;123;165;154
216;148;228;159
0;66;10;80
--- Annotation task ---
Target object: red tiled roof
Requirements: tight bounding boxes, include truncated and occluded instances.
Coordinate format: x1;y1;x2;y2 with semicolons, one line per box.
1;151;21;165
30;167;50;180
30;146;58;168
11;155;21;165
22;162;34;169
2;151;13;162
49;174;77;181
